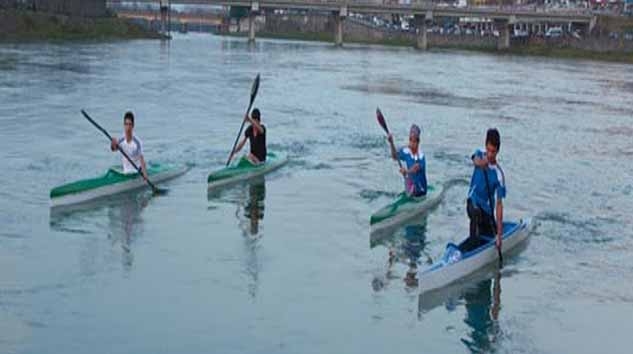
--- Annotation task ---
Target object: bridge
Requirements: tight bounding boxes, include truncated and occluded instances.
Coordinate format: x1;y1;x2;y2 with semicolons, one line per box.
109;0;596;49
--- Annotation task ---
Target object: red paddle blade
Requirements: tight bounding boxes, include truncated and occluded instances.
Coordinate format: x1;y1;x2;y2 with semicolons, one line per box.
376;108;389;134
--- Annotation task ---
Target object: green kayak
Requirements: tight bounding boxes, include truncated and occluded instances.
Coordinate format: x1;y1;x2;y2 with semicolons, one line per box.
207;152;288;190
370;183;445;234
50;163;189;208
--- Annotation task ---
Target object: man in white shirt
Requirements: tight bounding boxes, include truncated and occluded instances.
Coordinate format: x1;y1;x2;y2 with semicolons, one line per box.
110;111;149;181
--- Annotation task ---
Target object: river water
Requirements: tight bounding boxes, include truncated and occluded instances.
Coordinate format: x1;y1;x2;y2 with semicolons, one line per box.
1;34;632;354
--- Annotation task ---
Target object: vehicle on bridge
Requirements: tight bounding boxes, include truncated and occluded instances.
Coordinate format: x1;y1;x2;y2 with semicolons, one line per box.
545;27;564;38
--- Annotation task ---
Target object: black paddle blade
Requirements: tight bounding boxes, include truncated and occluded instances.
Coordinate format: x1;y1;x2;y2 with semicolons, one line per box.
498;248;503;269
376;107;389;134
152;187;169;196
250;74;260;105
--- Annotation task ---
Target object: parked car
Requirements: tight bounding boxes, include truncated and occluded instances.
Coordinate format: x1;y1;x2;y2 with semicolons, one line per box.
545;27;563;38
513;29;529;38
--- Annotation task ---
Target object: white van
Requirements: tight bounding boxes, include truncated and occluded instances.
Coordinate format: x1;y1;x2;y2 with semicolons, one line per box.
545;27;563;38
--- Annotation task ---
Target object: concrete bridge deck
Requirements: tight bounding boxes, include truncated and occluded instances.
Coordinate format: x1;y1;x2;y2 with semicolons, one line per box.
110;0;593;23
109;0;596;49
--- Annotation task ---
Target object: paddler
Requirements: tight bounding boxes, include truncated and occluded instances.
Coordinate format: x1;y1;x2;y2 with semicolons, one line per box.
386;124;428;197
461;128;505;253
229;108;266;164
109;111;149;181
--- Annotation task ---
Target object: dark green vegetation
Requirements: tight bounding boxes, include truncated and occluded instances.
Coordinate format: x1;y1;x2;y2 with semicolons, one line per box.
0;9;163;41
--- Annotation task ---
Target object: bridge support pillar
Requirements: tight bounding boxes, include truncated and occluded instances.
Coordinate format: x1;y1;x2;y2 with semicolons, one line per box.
495;19;511;50
588;16;597;34
248;2;259;43
414;11;433;50
333;6;347;46
248;13;256;43
159;0;170;38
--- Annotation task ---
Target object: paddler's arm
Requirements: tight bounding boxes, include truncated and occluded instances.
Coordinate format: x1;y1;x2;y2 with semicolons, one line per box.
495;198;503;249
139;155;149;181
110;138;119;152
230;137;247;161
246;114;264;134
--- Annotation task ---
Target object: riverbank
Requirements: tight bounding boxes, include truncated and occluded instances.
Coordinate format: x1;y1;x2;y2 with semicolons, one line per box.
224;13;633;64
505;44;633;63
0;9;165;41
228;31;415;47
225;30;633;64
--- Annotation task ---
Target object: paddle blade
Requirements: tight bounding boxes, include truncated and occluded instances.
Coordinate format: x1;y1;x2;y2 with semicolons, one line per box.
498;247;503;269
376;107;389;134
152;187;169;196
250;74;260;105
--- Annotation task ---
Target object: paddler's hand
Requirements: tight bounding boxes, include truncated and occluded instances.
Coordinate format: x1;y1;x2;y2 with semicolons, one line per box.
410;163;420;173
399;166;407;176
474;156;489;169
110;138;118;151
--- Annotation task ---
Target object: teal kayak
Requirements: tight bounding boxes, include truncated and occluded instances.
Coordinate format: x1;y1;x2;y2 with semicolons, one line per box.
418;218;532;294
50;163;188;208
207;152;288;190
370;184;445;234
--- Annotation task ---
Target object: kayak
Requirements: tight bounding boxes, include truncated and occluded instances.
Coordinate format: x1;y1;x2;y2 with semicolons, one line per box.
370;183;445;234
50;163;188;208
207;152;288;190
418;218;532;294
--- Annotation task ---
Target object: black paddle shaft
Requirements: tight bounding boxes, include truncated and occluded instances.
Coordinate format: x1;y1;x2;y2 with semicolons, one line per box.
482;164;503;266
81;110;162;194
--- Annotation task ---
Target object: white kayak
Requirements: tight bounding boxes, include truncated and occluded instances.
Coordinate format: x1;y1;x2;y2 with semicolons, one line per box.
50;163;189;208
418;218;532;294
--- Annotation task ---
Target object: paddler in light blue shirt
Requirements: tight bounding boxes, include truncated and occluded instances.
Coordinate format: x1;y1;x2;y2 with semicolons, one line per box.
387;124;428;197
461;128;506;253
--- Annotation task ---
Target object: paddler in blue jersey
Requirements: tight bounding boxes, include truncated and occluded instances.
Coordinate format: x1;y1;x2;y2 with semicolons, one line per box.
387;124;428;197
460;128;506;253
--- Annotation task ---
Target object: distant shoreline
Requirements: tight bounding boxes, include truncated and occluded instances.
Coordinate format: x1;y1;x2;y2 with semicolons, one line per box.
0;9;166;42
224;31;633;64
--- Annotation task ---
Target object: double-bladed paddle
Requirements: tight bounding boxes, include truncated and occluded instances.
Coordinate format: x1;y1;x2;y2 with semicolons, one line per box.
81;109;167;195
226;74;261;166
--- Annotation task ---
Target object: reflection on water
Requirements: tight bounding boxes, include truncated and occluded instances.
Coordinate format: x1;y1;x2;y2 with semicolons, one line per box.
106;193;150;270
49;191;151;272
239;178;266;238
461;271;502;354
371;216;432;291
232;178;267;299
417;269;503;354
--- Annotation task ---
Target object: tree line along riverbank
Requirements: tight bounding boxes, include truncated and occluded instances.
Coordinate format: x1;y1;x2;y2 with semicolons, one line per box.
0;4;163;41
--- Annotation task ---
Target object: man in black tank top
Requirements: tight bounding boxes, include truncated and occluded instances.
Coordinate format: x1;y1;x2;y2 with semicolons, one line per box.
230;108;267;164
